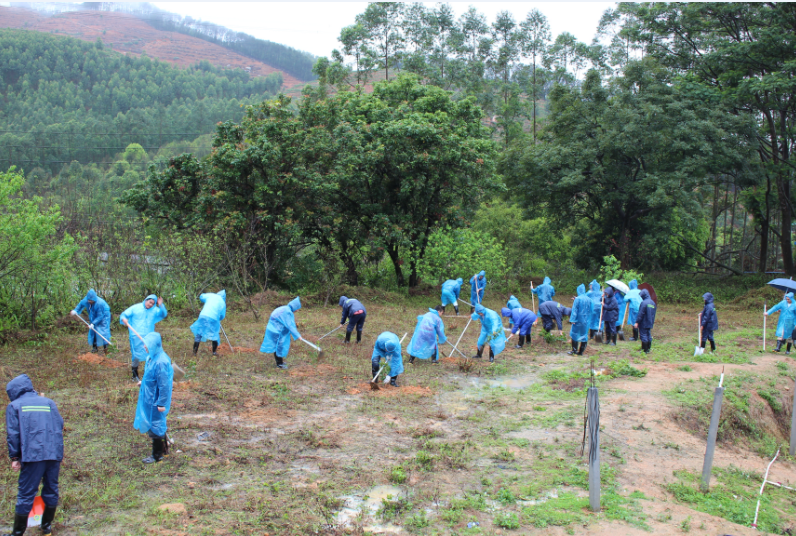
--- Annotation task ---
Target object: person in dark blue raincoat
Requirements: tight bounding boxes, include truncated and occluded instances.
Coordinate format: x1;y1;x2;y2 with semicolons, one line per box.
133;333;173;464
190;290;226;357
624;280;642;341
469;271;487;311
472;304;507;362
765;292;796;353
339;296;367;344
602;287;619;346
260;297;302;370
538;301;571;335
4;374;63;536
371;332;404;387
71;289;111;354
441;278;463;315
586;280;602;339
120;294;167;382
634;289;657;353
532;277;556;307
568;284;592;355
501;307;536;349
699;292;719;353
407;306;447;364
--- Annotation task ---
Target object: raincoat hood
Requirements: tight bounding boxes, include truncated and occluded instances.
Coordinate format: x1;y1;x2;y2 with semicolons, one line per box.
543;277;551;285
456;278;463;285
509;295;518;302
429;308;441;316
86;289;98;302
6;374;34;402
217;290;226;302
289;297;302;312
562;307;572;316
589;280;600;291
501;307;513;317
143;331;163;357
385;341;397;353
629;279;638;289
475;304;486;315
605;287;615;299
478;271;486;279
640;289;650;300
702;292;714;304
338;296;348;307
144;294;158;304
577;284;586;296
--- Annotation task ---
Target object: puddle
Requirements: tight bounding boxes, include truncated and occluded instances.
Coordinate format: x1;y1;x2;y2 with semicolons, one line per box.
335;485;404;533
468;376;538;390
518;489;559;506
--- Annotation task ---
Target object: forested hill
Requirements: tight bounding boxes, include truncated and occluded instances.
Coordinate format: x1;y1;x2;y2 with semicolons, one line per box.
0;29;283;174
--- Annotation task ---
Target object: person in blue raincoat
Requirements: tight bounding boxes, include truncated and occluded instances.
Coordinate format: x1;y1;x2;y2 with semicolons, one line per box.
765;292;795;353
700;292;719;353
568;284;592;355
469;271;487;311
505;295;522;327
532;277;556;308
624;280;642;341
407;306;447;364
339;296;367;344
501;306;536;349
472;304;507;362
371;332;404;387
260;297;302;370
190;290;226;357
133;332;174;464
441;278;463;316
586;280;603;339
71;289;112;354
4;374;63;536
602;287;619;346
634;289;657;353
538;301;571;335
120;294;167;382
614;287;627;333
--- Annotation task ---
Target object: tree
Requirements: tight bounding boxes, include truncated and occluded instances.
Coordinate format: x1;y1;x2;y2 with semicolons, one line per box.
357;2;405;81
519;9;551;142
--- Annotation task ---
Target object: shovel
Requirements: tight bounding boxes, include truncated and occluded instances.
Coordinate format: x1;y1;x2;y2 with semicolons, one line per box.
73;314;113;347
372;332;407;390
299;337;323;359
173;362;186;381
618;303;629;341
594;297;605;343
123;320;149;354
447;316;472;358
530;281;536;312
319;323;346;341
220;323;234;353
763;301;767;351
694;314;704;357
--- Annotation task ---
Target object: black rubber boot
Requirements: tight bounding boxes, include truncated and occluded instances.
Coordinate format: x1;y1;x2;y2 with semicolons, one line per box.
472;346;484;359
41;505;57;535
211;341;218;356
712;340;718;353
610;334;616;346
390;374;399;387
92;344;98;353
344;331;351;344
4;513;28;536
131;366;140;382
700;341;706;349
645;341;652;354
143;437;164;464
454;305;459;315
589;329;594;340
577;342;587;356
409;355;415;364
470;306;475;314
775;340;783;352
514;335;524;349
630;328;638;341
371;363;379;379
356;331;362;344
489;347;495;363
275;355;287;370
567;341;578;355
193;341;200;356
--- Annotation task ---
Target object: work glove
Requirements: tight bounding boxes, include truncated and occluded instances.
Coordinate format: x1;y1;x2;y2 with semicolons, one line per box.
70;310;77;316
384;376;390;384
89;324;94;329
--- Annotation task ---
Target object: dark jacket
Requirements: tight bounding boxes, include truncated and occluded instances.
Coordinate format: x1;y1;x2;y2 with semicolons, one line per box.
5;375;64;463
700;292;719;331
602;287;619;325
539;301;567;330
339;296;366;324
635;289;657;329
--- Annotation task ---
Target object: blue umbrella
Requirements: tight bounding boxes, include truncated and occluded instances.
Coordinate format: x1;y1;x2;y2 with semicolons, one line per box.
767;278;796;293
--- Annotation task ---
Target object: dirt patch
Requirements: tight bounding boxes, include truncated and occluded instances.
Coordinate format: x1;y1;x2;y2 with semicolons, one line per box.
347;382;434;397
215;345;257;356
172;381;197;392
287;364;337;378
74;353;126;368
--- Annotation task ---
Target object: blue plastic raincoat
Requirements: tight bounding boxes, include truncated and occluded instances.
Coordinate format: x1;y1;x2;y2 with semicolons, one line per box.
625;280;642;326
505;295;522;326
133;333;173;438
569;284;591;343
372;332;404;376
614;288;627;327
472;304;507;355
766;293;795;339
501;307;537;336
260;297;302;357
469;271;487;305
119;295;167;365
190;290;227;342
441;278;463;306
407;309;447;360
532;277;556;305
73;289;111;347
586;280;603;331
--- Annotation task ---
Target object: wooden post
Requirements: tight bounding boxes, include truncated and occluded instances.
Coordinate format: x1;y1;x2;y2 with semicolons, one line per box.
587;387;600;512
790;376;796;456
701;376;725;491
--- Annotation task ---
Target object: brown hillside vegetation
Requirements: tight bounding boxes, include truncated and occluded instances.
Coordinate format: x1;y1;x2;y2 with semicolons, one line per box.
0;7;304;89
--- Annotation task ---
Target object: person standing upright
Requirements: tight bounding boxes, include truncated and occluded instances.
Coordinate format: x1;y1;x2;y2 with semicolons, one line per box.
120;294;167;382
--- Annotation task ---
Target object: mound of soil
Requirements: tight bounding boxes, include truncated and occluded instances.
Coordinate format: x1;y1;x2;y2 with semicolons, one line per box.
287;364;337;378
216;345;258;356
74;353;126;368
346;383;434;397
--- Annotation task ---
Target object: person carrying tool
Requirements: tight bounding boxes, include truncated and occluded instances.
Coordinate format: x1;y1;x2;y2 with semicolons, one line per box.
699;292;719;353
440;278;463;315
602;286;619;346
133;333;173;464
586;280;602;339
531;276;556;308
624;280;642;341
190;290;226;357
538;301;571;336
469;271;487;312
568;284;591;355
407;306;447;365
471;304;507;362
371;332;404;387
501;306;536;349
3;374;63;536
120;294;167;382
765;292;795;353
259;297;302;369
70;288;111;355
634;289;657;353
339;296;367;344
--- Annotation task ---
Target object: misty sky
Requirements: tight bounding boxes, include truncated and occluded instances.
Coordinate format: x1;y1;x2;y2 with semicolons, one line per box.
150;2;615;58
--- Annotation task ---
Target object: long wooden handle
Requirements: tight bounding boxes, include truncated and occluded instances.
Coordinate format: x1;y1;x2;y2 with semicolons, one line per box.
597;296;604;328
125;322;148;353
75;314;112;345
621;303;629;329
530;281;536;310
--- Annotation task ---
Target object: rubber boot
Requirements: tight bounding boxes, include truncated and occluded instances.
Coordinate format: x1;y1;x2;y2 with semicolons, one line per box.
371;363;379;379
774;340;783;352
102;345;108;356
92;344;98;354
3;513;28;536
41;505;57;535
630;328;638;341
700;341;706;349
567;341;578;355
578;342;587;356
193;341;200;356
409;355;415;364
472;346;484;359
356;331;362;344
275;355;287;370
470;306;475;314
131;365;140;382
712;340;718;353
211;341;218;356
589;329;594;340
143;437;164;464
604;331;610;345
454;305;459;316
344;331;351;344
610;334;616;346
514;335;524;349
645;341;652;354
390;374;399;387
489;346;495;363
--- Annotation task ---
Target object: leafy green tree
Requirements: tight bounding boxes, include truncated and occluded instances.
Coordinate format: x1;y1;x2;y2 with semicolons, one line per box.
417;227;508;289
519;9;551;142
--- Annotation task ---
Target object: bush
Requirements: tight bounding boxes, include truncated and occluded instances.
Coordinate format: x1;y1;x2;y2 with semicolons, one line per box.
417;227;508;289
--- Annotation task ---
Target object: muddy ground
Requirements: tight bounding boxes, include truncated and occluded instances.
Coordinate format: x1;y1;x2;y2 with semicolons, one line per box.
0;292;795;535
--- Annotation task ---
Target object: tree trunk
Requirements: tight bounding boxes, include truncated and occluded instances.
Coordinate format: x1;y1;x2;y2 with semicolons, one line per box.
759;178;771;273
386;242;405;287
777;176;794;275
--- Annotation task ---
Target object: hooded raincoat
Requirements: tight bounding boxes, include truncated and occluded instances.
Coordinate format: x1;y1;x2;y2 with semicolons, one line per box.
700;292;718;342
441;278;463;306
539;301;568;331
569;284;592;343
407;309;447;360
625;280;642;326
635;289;657;342
602;287;619;333
371;332;404;376
766;293;795;339
73;289;111;347
505;295;522;326
501;307;537;336
260;297;302;357
472;304;507;355
190;290;227;342
120;294;168;366
5;374;64;463
532;277;556;305
339;296;367;333
586;280;603;331
614;288;627;328
133;333;173;438
470;271;487;305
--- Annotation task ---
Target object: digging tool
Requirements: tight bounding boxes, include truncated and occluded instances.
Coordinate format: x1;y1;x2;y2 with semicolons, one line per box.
73;314;113;347
220;323;234;353
617;303;629;341
173;362;186;381
299;337;323;359
458;298;475;308
594;297;605;344
319;323;346;341
530;281;536;311
371;332;408;390
448;316;472;358
695;314;704;357
446;340;468;359
763;301;767;351
123;320;148;354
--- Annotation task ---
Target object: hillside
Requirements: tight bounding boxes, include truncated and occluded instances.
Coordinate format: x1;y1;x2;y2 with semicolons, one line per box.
0;6;305;89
